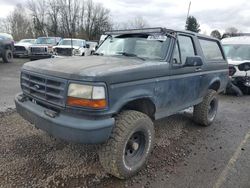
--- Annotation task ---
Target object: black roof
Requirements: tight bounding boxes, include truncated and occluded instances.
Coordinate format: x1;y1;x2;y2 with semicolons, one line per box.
105;27;219;41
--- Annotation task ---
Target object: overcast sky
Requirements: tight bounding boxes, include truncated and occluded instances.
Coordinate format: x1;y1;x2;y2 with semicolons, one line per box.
1;0;250;34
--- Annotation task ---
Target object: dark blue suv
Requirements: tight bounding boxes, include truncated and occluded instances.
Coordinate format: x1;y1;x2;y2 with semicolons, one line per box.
15;28;228;179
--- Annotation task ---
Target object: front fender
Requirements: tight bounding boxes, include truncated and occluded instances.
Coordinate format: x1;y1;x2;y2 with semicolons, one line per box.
109;83;156;114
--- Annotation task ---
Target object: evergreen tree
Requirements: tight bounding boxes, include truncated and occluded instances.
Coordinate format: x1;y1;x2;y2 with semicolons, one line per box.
185;16;200;33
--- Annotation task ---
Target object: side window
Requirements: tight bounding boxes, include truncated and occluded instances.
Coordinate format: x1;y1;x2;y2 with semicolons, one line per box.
172;44;181;64
178;35;195;63
199;39;224;61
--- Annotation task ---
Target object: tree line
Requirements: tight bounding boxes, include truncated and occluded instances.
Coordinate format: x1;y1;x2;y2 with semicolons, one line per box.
0;0;149;41
185;16;242;40
1;2;239;42
1;0;112;41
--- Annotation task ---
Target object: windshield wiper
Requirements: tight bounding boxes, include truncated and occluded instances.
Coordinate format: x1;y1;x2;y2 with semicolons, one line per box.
116;52;145;61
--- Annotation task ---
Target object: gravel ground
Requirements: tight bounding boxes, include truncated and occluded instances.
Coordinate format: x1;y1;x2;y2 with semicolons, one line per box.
1;95;250;188
0;58;26;112
0;109;192;187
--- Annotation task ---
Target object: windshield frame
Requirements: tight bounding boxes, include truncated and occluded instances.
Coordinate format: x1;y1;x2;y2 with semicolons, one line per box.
96;34;172;61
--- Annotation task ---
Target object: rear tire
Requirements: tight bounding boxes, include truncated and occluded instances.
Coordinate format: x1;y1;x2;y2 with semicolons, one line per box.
2;49;13;63
99;110;155;179
193;89;218;126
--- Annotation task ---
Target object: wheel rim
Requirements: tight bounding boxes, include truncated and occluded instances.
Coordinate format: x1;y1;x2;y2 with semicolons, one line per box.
7;52;12;61
208;98;217;121
124;131;146;167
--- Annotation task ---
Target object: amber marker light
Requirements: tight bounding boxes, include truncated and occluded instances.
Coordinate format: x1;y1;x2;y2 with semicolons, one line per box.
67;97;107;108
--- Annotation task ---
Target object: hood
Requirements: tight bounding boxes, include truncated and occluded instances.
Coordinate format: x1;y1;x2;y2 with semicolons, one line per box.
54;45;80;50
30;44;54;48
22;56;169;83
228;59;250;66
15;42;32;47
228;59;250;77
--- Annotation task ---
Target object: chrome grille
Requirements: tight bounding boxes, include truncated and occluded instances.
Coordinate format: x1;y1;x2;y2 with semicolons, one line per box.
55;48;72;56
21;71;67;107
14;46;26;51
30;47;47;53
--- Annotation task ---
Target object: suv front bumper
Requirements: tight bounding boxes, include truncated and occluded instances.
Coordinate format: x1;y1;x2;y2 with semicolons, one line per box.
15;93;114;144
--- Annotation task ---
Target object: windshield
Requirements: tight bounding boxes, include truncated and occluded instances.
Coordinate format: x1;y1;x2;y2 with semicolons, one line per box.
59;39;85;47
35;37;57;45
96;35;170;60
19;39;35;44
223;44;250;61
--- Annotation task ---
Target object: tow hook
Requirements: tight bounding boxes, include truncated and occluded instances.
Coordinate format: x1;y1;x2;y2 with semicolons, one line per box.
44;109;58;118
17;94;28;102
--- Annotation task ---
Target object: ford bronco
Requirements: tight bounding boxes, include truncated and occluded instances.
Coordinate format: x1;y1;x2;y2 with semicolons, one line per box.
15;28;228;179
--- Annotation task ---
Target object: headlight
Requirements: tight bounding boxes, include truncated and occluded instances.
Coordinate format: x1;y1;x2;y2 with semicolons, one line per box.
67;83;107;109
73;49;80;55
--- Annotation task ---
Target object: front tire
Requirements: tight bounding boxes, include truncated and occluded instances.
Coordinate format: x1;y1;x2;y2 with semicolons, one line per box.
193;89;218;126
2;49;13;63
99;110;155;179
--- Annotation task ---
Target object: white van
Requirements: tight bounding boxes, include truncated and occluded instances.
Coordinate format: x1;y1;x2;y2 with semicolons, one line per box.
222;36;250;94
222;36;250;77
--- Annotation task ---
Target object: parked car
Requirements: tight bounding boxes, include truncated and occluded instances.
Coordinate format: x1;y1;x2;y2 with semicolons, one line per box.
29;37;61;60
15;27;228;179
222;36;250;94
0;33;14;63
14;39;36;57
53;38;91;56
86;41;98;54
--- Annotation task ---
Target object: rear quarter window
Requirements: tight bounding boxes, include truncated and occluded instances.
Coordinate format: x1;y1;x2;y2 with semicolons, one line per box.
199;39;224;61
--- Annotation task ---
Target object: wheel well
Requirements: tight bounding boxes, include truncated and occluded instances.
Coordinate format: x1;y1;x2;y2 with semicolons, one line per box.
209;81;220;91
120;98;156;120
4;44;12;50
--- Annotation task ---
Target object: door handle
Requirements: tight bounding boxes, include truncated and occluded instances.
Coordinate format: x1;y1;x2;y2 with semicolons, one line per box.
195;67;202;72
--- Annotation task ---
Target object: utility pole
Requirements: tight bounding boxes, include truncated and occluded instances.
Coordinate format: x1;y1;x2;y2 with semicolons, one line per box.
186;1;191;28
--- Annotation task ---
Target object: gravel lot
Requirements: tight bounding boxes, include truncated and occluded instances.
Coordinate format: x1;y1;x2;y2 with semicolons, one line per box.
0;58;26;111
0;58;249;188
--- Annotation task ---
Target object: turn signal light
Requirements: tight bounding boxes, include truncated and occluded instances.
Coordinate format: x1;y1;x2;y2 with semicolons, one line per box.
67;97;107;109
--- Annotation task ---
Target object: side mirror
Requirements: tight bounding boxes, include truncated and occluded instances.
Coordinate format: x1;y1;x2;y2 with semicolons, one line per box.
184;56;203;67
86;44;90;48
238;62;250;71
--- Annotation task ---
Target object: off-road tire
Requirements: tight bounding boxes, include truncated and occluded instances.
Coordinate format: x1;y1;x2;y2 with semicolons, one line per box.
99;110;155;179
193;89;218;126
2;49;13;63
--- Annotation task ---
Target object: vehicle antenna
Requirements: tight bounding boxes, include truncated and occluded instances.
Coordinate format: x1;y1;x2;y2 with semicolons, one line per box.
71;32;73;56
186;1;191;28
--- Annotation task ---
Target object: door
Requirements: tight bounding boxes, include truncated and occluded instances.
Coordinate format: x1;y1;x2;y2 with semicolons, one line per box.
169;34;204;112
155;35;204;119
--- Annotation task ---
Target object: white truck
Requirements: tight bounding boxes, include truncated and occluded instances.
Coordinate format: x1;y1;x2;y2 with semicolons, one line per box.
53;38;92;56
222;36;250;94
